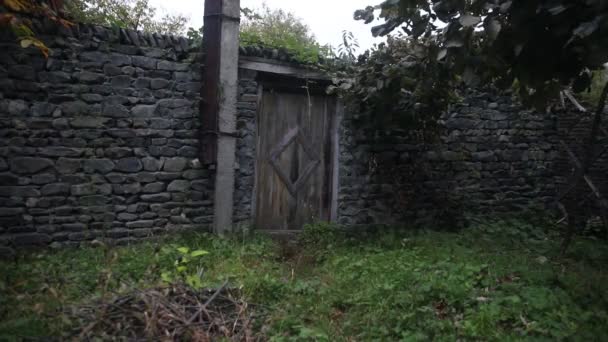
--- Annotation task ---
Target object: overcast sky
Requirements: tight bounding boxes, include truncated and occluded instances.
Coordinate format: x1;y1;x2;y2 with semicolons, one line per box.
149;0;385;51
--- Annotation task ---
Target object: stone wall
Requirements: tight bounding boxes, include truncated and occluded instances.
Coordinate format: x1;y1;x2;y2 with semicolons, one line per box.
338;90;561;227
0;23;216;255
1;21;604;255
233;69;259;227
554;106;608;225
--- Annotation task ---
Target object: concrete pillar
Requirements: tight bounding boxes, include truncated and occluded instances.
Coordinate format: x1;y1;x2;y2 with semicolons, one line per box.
207;0;240;234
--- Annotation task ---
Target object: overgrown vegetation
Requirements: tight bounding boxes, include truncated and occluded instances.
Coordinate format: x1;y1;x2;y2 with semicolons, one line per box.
239;4;331;64
356;0;608;110
185;5;332;64
330;35;458;134
64;0;188;35
2;220;607;340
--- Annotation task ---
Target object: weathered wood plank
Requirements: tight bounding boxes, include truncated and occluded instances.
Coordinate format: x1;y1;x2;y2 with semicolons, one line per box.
254;89;336;230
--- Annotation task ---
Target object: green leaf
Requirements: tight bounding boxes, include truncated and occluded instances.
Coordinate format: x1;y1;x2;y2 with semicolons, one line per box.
177;247;189;254
186;274;202;289
190;250;209;257
20;39;32;48
161;272;173;283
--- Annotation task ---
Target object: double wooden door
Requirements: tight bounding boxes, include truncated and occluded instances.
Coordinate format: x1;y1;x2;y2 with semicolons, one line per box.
254;87;337;231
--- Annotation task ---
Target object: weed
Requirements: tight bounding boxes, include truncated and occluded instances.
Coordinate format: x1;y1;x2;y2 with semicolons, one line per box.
299;222;342;249
1;222;607;340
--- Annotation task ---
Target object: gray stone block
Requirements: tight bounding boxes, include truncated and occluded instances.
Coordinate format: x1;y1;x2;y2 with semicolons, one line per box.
0;207;24;216
111;75;132;88
71;116;109;128
150;79;169;89
157;61;189;71
182;169;207;180
134;78;151;89
132;56;158;69
76;71;105;84
71;183;112;196
131;104;157;117
14;233;51;245
63;223;86;231
56;158;81;174
8;100;29;116
140;193;171;202
79;195;109;206
177;146;197;158
118;212;138;221
10;157;54;174
167;180;190;192
163;157;188;172
112;183;142;195
41;183;70;196
115;158;143;173
105;147;132;159
102;104;130;118
103;64;122;76
84;159;115;174
142;182;166;193
126;220;155;228
61;101;89;116
109;53;131;66
106;173;127;184
132;172;156;183
39;147;83;158
32;173;56;185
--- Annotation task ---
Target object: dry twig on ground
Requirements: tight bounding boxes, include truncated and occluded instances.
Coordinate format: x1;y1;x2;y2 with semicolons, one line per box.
64;282;261;341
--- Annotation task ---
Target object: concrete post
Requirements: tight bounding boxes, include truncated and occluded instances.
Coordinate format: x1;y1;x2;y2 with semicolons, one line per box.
208;0;240;234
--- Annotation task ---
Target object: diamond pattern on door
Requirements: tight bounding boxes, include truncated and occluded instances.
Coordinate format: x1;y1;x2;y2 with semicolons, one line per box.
268;126;319;197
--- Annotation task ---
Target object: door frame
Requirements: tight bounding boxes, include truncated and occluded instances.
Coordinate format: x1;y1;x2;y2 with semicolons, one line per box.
250;72;341;229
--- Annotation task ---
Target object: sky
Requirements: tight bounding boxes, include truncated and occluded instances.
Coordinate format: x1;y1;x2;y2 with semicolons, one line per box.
149;0;385;51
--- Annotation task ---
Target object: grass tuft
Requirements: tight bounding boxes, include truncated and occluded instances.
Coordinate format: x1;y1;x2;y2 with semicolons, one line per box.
1;221;607;340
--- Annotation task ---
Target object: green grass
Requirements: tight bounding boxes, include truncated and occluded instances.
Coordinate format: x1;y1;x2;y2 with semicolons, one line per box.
1;220;607;341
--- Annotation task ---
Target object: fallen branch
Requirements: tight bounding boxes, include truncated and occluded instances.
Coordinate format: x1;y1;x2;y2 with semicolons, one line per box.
65;282;262;341
186;280;229;325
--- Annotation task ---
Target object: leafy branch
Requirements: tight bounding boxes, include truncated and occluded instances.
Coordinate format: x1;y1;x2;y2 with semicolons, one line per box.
1;0;73;57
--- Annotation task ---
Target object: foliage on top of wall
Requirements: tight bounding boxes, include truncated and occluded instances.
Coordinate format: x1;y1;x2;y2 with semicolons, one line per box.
239;5;332;65
187;5;332;65
330;35;459;137
64;0;188;35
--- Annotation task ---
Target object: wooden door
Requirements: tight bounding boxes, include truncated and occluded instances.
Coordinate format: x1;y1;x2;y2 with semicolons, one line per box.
254;89;337;231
